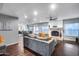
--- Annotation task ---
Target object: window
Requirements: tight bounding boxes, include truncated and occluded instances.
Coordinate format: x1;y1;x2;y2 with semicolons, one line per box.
28;23;49;34
64;23;79;37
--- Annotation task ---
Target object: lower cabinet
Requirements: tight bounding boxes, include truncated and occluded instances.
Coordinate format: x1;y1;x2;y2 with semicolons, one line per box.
24;37;57;56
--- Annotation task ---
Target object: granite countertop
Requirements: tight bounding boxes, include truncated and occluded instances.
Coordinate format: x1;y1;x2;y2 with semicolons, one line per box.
24;36;55;44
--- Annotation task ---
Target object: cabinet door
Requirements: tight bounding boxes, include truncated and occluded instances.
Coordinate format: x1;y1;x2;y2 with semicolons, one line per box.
28;39;38;52
36;41;50;56
24;38;29;47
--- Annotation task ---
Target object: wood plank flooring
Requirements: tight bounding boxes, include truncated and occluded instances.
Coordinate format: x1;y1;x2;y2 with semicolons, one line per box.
53;41;79;56
6;40;79;56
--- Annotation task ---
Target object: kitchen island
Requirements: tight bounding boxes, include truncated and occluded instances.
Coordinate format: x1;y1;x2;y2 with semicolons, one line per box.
24;36;57;56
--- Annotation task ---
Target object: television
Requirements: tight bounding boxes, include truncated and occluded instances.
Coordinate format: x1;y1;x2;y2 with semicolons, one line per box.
64;23;79;37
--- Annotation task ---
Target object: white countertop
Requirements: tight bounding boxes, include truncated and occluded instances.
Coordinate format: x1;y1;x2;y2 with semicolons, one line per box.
24;36;55;44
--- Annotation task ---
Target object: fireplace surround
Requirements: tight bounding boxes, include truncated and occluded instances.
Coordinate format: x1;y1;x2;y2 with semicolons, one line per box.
50;28;63;40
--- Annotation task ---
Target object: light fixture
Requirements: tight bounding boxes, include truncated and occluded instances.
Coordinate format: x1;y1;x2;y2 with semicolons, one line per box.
40;20;42;22
24;14;27;19
50;4;57;10
34;11;38;16
25;15;27;19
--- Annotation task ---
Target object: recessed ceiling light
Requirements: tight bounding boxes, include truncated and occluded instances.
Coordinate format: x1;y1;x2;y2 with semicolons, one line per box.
34;11;38;16
50;4;57;10
24;15;27;19
25;16;27;18
40;20;42;22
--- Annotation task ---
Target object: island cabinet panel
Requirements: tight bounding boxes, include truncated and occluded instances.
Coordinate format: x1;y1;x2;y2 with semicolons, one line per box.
35;41;49;56
24;36;57;56
49;40;57;55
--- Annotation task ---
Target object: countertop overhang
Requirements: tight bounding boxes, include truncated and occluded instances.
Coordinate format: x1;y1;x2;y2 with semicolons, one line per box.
24;36;55;44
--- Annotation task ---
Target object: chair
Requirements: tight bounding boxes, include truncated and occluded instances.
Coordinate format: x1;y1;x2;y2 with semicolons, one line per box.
0;35;8;56
0;45;8;56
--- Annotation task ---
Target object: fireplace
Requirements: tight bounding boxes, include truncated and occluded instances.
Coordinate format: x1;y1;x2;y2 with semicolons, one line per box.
50;28;63;40
51;31;59;36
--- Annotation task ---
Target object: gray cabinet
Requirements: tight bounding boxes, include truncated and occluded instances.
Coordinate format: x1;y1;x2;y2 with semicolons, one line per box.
24;36;57;56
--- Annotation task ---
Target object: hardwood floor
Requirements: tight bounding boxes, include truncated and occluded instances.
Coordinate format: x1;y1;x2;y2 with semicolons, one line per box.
6;43;20;56
53;41;79;56
5;40;79;56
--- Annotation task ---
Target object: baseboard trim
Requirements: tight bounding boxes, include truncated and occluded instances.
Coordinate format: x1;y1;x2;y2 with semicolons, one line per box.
63;40;79;44
6;42;18;47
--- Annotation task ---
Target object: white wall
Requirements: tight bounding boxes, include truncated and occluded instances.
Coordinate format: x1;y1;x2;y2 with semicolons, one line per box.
64;37;76;41
49;20;63;28
0;18;18;46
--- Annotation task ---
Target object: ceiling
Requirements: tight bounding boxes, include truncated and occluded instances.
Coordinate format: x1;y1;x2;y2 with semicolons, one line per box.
0;3;79;24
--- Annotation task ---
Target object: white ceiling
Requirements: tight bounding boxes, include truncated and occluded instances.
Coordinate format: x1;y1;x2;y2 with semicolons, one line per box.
0;3;79;24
